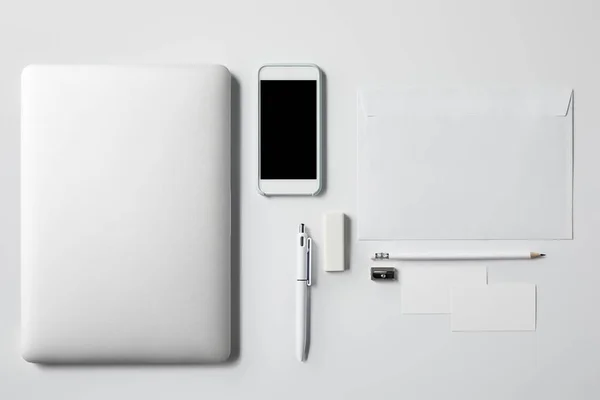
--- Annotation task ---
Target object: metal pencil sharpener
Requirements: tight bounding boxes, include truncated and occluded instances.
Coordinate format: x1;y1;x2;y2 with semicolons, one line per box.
371;267;396;281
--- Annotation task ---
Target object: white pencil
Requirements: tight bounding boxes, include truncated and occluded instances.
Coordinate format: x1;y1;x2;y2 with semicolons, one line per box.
372;252;545;261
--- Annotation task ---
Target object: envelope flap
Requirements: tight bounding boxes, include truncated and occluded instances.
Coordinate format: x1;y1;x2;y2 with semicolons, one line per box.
359;88;573;117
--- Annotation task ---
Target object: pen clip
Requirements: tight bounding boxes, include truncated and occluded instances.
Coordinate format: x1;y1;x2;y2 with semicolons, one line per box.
306;238;312;287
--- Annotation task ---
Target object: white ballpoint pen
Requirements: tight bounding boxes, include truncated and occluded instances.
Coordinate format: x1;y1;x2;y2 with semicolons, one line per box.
296;224;312;362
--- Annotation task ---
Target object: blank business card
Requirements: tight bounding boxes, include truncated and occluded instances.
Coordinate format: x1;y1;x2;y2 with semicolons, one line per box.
400;266;488;314
450;283;536;332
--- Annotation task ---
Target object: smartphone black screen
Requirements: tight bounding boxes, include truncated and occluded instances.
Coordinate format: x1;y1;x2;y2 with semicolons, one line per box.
260;80;317;180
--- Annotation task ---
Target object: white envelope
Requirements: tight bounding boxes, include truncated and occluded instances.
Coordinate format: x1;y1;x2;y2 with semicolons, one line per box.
357;88;574;240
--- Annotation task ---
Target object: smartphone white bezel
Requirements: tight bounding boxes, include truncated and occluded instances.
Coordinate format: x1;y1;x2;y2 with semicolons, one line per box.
258;64;322;196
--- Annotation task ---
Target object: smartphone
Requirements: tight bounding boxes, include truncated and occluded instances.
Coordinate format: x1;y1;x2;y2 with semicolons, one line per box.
258;64;322;196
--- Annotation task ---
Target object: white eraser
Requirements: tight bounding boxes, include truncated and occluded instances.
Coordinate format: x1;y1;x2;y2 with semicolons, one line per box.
324;212;346;272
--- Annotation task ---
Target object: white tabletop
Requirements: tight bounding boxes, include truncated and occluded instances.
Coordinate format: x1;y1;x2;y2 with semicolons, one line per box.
1;0;599;399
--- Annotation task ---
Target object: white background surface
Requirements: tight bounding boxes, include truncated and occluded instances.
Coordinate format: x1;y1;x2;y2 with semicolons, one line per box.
1;0;599;399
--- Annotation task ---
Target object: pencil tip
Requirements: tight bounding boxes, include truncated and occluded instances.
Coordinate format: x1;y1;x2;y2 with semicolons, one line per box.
540;253;546;257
